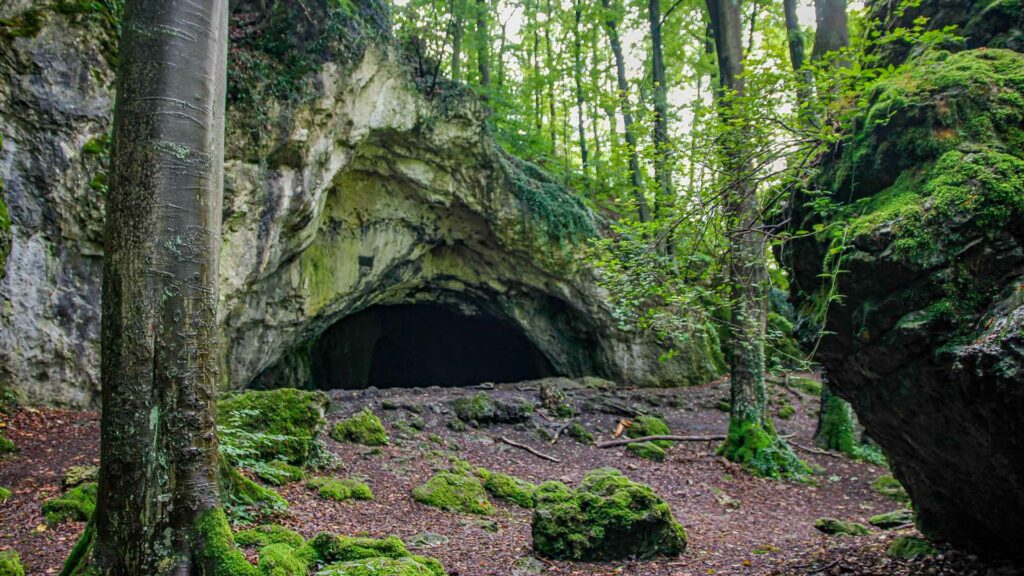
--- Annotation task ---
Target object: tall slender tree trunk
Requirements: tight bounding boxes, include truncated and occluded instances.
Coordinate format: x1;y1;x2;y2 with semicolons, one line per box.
602;0;651;223
811;0;850;60
648;0;673;224
707;0;804;478
451;0;465;82
65;1;253;573
783;0;814;121
573;0;590;172
476;0;491;88
544;0;557;153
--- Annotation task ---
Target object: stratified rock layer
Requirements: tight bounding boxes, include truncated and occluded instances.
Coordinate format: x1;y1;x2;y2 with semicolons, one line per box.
788;47;1024;558
0;1;722;407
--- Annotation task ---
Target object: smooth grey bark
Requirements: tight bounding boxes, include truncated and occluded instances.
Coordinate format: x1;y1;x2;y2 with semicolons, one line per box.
811;0;850;60
87;0;233;573
649;0;673;251
476;0;491;87
602;0;652;223
783;0;814;114
451;0;465;82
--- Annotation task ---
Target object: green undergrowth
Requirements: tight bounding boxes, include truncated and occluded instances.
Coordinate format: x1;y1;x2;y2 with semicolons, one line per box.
331;408;389;446
219;388;330;468
307;476;373;501
219;456;289;522
718;420;810;480
531;468;686;561
496;147;597;242
0;486;11;503
0;434;14;454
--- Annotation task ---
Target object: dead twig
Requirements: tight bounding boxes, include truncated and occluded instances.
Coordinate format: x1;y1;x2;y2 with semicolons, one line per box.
549;422;571;445
596;434;726;448
497;436;561;463
789;440;843;459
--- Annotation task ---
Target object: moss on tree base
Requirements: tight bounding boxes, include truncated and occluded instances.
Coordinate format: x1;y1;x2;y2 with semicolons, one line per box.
718;420;809;480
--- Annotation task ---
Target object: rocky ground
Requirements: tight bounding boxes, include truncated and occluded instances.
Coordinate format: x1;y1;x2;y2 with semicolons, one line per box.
0;375;1017;575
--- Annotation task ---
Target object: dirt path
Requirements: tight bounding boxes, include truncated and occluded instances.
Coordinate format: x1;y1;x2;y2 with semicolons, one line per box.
0;376;1008;575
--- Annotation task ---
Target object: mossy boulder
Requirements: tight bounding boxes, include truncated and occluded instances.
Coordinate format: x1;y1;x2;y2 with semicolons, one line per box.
42;481;96;526
871;475;910;504
412;472;493;515
219;388;330;465
449;393;533;427
888;536;938;560
220;457;289;513
717;420;809;479
235;524;306;549
254;460;306;486
307;476;373;501
625;415;671;448
482;471;537;508
331;409;389;446
787;46;1024;557
258;542;307;576
814;517;871;536
307;534;446;576
626;441;666;462
61;465;98;489
566;423;594;444
531;468;686;561
870;509;915;529
0;550;24;576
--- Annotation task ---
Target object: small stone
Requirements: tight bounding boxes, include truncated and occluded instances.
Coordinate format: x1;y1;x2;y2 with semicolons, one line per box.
511;556;545;576
404;531;449;549
869;508;914;529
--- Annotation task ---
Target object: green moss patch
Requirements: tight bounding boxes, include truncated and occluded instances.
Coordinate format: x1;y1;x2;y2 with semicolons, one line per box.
482;472;537;508
307;534;446;576
331;408;389;446
257;542;307;576
254;460;306;486
220;457;289;515
193;508;260;576
0;434;15;454
872;475;911;503
0;550;24;576
62;466;98;490
626;415;672;449
566;423;594;444
626;441;666;462
0;486;11;504
531;468;686;561
42;482;96;526
869;508;914;529
307;476;373;501
219;388;329;466
412;472;493;515
888;536;938;559
449;393;533;427
235;524;306;549
814;517;871;536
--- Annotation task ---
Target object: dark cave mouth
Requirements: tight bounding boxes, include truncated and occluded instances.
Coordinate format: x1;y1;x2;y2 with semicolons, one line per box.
310;304;556;389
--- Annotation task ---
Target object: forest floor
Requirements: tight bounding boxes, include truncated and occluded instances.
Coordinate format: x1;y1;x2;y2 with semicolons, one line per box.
0;374;1016;576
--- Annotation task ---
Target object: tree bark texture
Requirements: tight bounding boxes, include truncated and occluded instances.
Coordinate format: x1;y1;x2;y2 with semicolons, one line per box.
649;0;674;223
87;0;232;573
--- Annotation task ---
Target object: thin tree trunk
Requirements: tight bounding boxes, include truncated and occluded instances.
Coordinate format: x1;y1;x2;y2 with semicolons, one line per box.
649;0;673;250
707;0;801;477
811;0;850;61
783;0;814;121
70;0;248;573
573;0;589;171
476;0;491;88
451;0;464;82
602;0;651;223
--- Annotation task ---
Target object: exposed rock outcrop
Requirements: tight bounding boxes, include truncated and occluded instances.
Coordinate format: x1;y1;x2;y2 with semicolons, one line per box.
787;44;1024;558
0;1;721;407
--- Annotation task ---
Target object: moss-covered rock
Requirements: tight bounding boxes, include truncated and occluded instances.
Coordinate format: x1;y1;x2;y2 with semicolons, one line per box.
0;434;15;454
235;524;306;549
412;472;493;515
449;393;533;427
257;542;307;576
219;388;329;466
307;476;373;501
42;482;96;526
254;460;306;486
814;517;871;536
888;536;938;559
331;409;389;446
777;404;796;419
870;509;915;529
717;420;809;479
482;472;537;508
220;457;289;513
626;441;666;462
61;465;98;490
305;534;445;575
626;415;671;448
566;423;594;444
871;475;910;504
0;550;24;576
0;486;10;503
531;468;686;561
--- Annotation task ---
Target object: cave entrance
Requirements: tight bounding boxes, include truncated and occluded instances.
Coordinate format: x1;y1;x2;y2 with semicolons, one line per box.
311;304;555;389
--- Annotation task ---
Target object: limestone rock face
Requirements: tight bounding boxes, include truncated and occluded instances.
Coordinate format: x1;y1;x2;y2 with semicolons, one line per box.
787;47;1024;558
0;3;720;407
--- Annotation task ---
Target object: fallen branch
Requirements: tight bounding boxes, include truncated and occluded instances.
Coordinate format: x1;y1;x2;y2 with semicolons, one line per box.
789;440;843;458
497;436;561;463
596;434;726;448
549;422;571;445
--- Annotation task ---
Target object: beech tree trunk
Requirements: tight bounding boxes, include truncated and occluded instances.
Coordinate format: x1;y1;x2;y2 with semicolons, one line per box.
451;0;465;82
476;0;491;87
602;0;651;223
783;0;814;113
811;0;850;61
573;0;589;171
65;1;243;573
648;0;673;227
